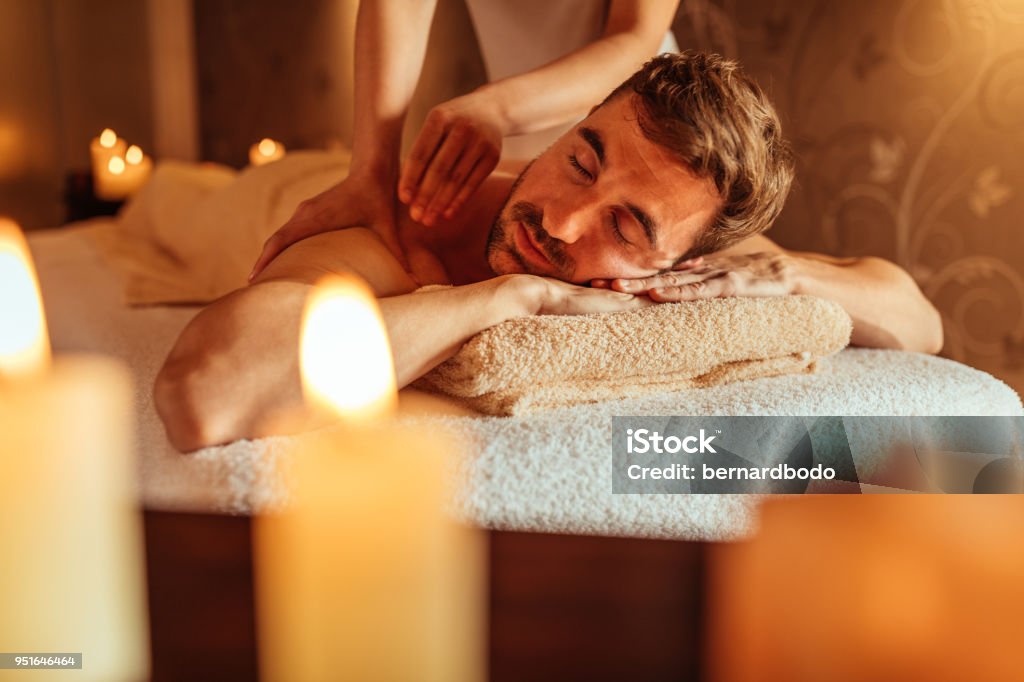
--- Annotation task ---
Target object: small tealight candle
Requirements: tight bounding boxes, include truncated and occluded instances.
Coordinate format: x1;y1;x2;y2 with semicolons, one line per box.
90;127;127;177
249;137;285;166
125;144;143;165
94;145;153;202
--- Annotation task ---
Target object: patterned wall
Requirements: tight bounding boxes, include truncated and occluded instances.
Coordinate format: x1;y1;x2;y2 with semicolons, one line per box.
672;0;1024;398
194;0;486;166
194;0;1023;398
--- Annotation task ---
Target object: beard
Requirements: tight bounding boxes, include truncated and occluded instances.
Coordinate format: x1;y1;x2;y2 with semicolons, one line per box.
485;160;573;279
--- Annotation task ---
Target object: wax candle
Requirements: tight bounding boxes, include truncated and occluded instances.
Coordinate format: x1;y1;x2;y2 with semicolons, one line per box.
707;496;1024;681
89;128;127;181
254;274;484;682
94;145;153;202
248;137;286;166
0;218;150;681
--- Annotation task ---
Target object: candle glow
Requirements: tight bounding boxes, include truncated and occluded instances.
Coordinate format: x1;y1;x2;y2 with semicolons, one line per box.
0;218;51;378
99;128;118;148
299;274;397;421
0;218;150;679
256;272;484;680
249;138;286;166
125;145;143;165
108;156;126;175
258;138;277;156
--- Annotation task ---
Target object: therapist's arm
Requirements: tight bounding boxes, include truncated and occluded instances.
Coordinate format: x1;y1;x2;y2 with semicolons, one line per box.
476;0;680;135
348;0;438;174
401;0;681;224
250;0;439;279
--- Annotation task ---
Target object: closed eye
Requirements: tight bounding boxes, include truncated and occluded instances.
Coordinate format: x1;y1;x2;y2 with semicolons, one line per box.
610;211;631;246
568;154;593;181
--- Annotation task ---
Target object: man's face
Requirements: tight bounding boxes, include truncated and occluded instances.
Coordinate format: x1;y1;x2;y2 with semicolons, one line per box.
486;94;723;284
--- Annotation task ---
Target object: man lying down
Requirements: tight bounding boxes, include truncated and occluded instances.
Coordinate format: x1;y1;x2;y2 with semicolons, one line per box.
155;53;942;452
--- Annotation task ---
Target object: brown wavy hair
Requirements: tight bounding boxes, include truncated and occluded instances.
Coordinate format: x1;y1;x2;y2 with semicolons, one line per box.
604;51;794;264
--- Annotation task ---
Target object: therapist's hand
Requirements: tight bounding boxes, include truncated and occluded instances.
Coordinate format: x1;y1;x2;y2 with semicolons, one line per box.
249;166;406;281
398;93;504;227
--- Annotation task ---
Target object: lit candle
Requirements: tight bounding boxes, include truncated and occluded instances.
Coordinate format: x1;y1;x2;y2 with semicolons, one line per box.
254;274;484;682
89;127;127;179
707;496;1024;681
0;218;150;680
248;137;286;166
94;145;153;202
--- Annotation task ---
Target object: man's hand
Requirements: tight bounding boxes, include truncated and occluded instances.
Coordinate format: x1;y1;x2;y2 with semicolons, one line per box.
249;167;405;281
505;274;655;316
590;252;798;302
398;93;504;227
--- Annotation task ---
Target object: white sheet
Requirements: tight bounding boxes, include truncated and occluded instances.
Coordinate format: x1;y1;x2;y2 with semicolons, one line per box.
29;225;1024;540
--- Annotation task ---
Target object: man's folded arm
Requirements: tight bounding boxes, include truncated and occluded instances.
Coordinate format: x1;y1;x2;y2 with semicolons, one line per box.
154;230;533;451
786;251;943;354
721;235;943;354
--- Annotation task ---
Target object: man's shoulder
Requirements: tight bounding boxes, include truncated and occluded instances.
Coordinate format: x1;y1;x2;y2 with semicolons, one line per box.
253;228;419;297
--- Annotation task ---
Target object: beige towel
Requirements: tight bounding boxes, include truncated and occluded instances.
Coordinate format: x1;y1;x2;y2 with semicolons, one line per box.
414;295;853;415
87;151;352;305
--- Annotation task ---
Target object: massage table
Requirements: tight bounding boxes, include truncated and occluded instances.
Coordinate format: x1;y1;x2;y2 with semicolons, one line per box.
30;223;1024;542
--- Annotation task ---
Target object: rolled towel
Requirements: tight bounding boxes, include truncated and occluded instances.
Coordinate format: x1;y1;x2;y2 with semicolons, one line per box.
413;295;853;416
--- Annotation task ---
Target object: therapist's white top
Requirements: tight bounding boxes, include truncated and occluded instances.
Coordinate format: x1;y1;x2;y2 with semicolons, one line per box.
464;0;679;159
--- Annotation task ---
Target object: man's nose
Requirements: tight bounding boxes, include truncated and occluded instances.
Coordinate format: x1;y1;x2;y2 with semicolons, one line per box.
543;192;603;244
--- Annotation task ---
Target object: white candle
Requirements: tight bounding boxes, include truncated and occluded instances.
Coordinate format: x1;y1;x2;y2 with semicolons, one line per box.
89;128;127;180
0;218;150;681
94;145;153;202
254;274;484;682
248;137;286;166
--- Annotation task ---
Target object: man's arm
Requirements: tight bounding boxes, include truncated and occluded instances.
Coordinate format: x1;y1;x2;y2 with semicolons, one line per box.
603;234;944;354
156;230;645;451
734;235;943;354
158;229;516;451
785;250;943;353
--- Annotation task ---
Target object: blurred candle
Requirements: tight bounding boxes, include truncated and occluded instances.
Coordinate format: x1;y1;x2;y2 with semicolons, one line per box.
89;128;126;180
94;145;153;202
254;274;484;682
707;496;1024;682
248;137;285;166
0;218;149;681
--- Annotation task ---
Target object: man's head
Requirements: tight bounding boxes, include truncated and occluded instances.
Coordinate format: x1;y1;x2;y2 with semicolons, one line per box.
486;51;794;283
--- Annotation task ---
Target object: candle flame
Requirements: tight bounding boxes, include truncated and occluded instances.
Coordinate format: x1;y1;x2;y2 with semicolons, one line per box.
299;274;396;421
99;128;117;148
125;145;143;165
0;218;51;378
258;138;278;156
108;156;126;175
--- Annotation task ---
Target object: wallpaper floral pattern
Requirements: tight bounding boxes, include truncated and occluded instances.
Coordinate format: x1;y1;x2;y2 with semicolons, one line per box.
673;0;1024;398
